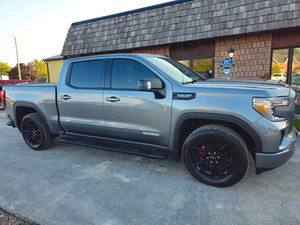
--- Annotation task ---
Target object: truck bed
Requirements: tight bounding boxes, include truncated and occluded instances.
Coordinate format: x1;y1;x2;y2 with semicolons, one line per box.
3;83;62;134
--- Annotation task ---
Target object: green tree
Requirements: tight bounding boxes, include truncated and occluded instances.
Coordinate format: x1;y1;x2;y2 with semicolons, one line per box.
28;59;47;79
8;63;39;81
0;62;12;75
272;64;281;74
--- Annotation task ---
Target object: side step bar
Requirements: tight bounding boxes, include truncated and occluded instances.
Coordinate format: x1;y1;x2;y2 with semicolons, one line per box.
59;136;168;159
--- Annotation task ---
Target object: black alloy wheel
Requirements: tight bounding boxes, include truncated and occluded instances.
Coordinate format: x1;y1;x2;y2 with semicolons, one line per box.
183;125;249;187
21;113;55;150
189;138;236;182
23;120;42;148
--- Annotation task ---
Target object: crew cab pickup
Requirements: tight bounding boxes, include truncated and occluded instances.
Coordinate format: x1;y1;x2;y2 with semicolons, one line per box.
2;54;297;187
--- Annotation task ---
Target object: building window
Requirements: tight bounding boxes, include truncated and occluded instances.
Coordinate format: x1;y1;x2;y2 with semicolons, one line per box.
291;48;300;91
193;58;213;79
271;49;288;82
271;47;300;91
178;57;213;79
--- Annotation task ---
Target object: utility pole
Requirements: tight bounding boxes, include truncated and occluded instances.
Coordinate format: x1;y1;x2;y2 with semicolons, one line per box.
14;36;21;80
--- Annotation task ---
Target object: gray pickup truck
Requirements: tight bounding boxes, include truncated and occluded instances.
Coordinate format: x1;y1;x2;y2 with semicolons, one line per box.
2;54;297;187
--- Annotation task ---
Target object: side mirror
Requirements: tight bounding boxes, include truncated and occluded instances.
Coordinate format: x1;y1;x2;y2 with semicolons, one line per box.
138;78;163;91
138;78;165;99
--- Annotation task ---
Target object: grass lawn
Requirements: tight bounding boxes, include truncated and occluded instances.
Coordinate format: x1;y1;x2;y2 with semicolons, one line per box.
294;120;300;131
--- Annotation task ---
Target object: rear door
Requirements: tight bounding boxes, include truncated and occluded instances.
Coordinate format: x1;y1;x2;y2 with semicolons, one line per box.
103;57;172;147
57;59;107;136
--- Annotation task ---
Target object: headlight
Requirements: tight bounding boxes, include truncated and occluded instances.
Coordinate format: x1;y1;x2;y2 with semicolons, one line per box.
253;97;289;121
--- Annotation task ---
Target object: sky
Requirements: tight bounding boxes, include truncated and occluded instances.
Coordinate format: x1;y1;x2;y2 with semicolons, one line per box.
0;0;169;67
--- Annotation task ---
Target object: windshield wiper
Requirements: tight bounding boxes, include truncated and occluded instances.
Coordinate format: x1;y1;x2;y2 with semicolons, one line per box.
182;80;196;84
182;79;203;84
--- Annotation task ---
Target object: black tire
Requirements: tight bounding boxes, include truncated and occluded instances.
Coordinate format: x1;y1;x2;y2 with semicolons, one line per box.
21;113;55;150
182;125;249;187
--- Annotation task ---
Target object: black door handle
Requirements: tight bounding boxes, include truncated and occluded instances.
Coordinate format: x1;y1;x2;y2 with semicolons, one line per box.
60;95;71;100
106;96;120;102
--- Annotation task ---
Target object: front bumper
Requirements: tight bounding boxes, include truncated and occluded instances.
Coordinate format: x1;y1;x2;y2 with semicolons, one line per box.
256;127;297;172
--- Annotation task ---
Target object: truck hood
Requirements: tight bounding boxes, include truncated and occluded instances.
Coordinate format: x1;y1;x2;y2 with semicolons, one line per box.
190;79;290;97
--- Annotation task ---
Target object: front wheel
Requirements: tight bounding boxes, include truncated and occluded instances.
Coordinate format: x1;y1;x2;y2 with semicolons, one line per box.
182;125;249;187
21;113;55;150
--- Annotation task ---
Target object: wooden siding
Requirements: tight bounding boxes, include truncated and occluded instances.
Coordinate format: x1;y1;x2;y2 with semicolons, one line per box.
170;39;215;59
272;29;300;48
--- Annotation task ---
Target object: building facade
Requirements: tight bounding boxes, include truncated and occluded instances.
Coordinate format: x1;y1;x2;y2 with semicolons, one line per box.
43;55;64;82
61;0;300;91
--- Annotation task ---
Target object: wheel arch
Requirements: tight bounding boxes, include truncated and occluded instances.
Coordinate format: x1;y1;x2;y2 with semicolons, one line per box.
13;102;51;133
172;113;262;161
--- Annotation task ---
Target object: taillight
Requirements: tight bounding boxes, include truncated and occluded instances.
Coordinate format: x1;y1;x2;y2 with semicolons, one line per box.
0;90;5;108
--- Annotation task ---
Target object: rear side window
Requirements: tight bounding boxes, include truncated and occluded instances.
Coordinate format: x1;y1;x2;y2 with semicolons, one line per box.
69;60;104;88
111;59;156;89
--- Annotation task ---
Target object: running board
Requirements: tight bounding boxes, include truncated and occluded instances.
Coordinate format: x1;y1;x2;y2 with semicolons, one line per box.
59;136;168;159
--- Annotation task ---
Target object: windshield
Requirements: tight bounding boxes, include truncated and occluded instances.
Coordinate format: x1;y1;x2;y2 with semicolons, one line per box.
147;57;206;84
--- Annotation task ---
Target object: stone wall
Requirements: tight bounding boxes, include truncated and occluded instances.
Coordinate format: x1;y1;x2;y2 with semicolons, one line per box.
214;33;272;79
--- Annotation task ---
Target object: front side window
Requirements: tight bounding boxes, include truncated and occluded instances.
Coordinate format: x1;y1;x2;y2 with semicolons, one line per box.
69;60;104;88
0;81;5;87
111;59;156;89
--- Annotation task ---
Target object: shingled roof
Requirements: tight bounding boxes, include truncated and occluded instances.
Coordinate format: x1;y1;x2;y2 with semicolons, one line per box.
62;0;300;56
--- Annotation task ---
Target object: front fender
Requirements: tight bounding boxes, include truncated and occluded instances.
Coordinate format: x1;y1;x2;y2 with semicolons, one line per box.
170;113;262;160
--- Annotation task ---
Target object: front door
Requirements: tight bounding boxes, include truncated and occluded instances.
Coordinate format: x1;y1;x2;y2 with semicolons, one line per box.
103;58;172;147
57;59;106;136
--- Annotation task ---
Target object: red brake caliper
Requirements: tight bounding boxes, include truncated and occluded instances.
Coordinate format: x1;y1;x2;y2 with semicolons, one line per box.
199;145;205;160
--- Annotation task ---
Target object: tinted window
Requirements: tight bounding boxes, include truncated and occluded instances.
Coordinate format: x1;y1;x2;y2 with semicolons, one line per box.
111;59;156;89
0;81;5;87
70;60;104;88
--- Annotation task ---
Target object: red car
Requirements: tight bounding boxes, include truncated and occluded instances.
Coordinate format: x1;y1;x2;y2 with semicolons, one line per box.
0;80;33;109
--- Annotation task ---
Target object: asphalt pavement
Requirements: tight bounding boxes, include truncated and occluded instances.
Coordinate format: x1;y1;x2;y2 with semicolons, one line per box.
0;110;299;225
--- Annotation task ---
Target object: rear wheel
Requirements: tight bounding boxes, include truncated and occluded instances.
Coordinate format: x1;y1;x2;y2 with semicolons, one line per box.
182;125;249;187
21;113;54;150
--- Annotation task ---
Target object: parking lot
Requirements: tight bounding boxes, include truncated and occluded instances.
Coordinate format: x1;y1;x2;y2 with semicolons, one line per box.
0;110;299;225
